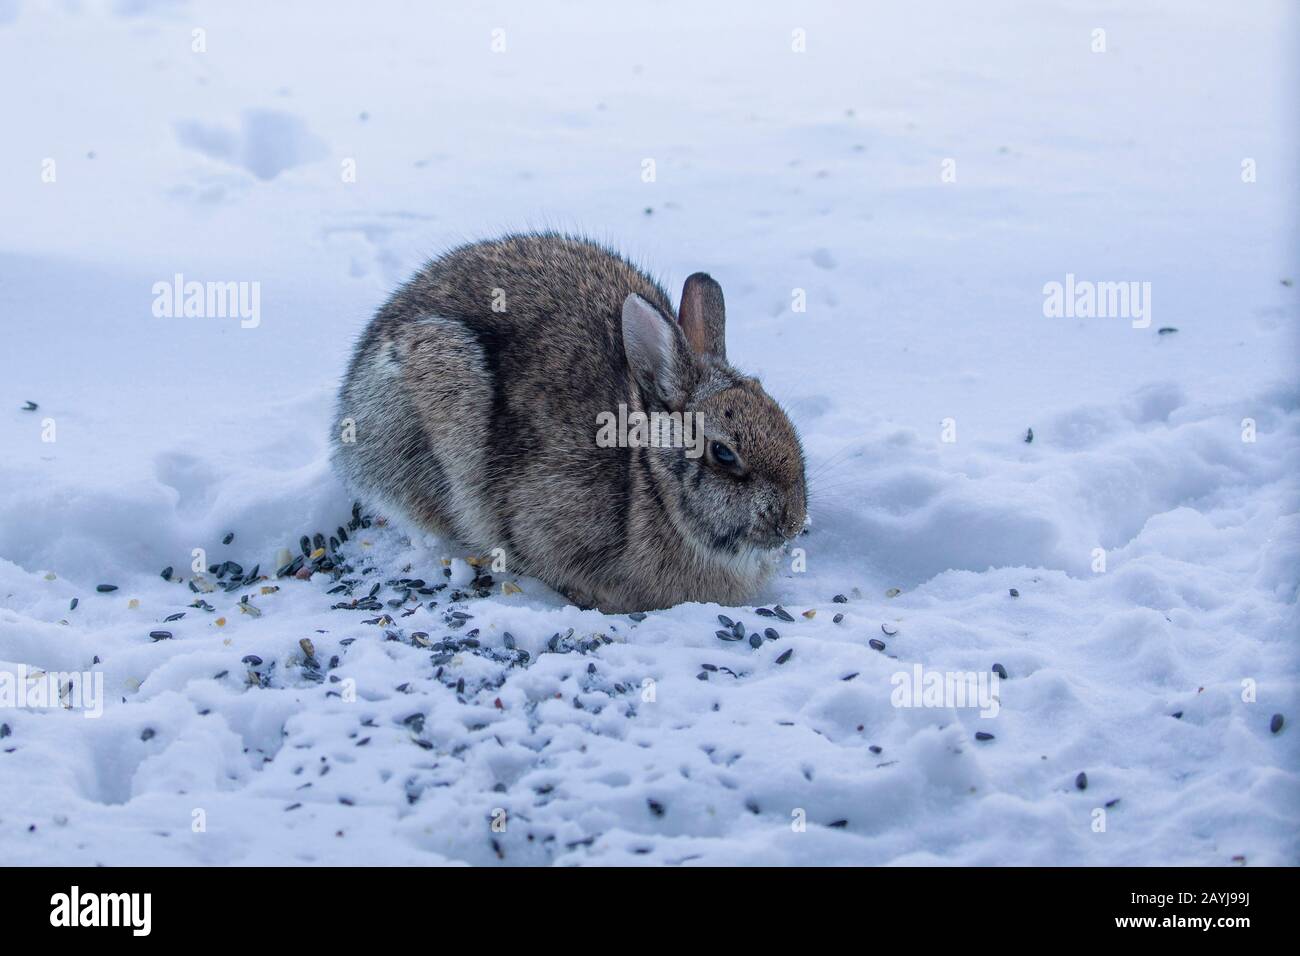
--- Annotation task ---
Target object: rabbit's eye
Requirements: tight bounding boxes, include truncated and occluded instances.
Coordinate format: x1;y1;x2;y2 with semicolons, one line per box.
710;441;739;468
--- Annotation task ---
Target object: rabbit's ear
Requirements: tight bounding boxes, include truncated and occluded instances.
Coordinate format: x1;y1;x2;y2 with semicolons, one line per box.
678;272;726;360
622;293;687;407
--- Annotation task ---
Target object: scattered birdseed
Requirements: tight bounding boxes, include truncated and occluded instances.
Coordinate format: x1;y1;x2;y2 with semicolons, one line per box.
832;594;847;604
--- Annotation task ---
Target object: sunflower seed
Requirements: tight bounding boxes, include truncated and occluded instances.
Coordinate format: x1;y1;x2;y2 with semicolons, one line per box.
717;614;734;628
773;606;795;622
748;633;762;648
992;663;1008;679
775;648;793;665
832;594;848;603
242;655;263;666
869;638;886;651
222;532;234;545
764;627;779;641
833;613;844;624
1075;772;1088;790
628;611;647;622
755;607;775;618
69;598;78;611
731;621;745;639
1271;713;1284;734
96;584;118;593
160;566;173;581
21;401;38;411
299;535;311;556
975;732;995;741
715;629;743;642
1009;588;1019;598
149;631;172;641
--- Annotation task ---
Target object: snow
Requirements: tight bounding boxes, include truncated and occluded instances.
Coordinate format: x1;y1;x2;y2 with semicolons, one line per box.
0;0;1297;865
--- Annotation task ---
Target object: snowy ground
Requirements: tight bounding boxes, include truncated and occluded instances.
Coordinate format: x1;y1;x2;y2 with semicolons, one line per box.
0;0;1296;865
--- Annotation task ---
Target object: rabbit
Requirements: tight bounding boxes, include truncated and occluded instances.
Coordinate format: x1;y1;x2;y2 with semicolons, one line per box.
332;233;807;613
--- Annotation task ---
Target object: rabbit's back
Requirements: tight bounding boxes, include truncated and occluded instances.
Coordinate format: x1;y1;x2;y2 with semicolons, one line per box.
334;234;675;588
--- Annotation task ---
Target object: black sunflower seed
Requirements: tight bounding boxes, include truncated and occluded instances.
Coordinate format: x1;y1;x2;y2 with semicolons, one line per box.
731;621;745;639
21;401;38;411
775;649;793;665
149;631;172;641
975;732;995;741
696;671;708;680
715;629;742;642
764;627;779;641
242;655;263;666
1075;772;1088;790
69;598;78;610
1024;427;1034;443
832;594;848;603
992;663;1008;679
337;525;349;543
828;820;848;829
749;633;762;648
160;566;173;581
96;584;118;593
1271;714;1284;734
629;611;647;622
773;606;795;622
869;638;886;651
140;728;155;741
313;533;325;551
1009;588;1019;598
222;532;234;545
755;607;775;618
503;632;515;650
299;535;311;556
717;614;734;628
647;799;665;817
833;613;844;624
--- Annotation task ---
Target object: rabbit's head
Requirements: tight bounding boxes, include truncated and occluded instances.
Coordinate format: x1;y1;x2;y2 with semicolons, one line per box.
621;274;807;561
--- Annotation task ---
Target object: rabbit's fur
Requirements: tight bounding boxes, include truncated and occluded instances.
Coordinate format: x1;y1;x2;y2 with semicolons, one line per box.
333;233;806;612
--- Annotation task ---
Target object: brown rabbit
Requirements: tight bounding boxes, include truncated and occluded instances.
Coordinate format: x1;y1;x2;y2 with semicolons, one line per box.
332;233;806;612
